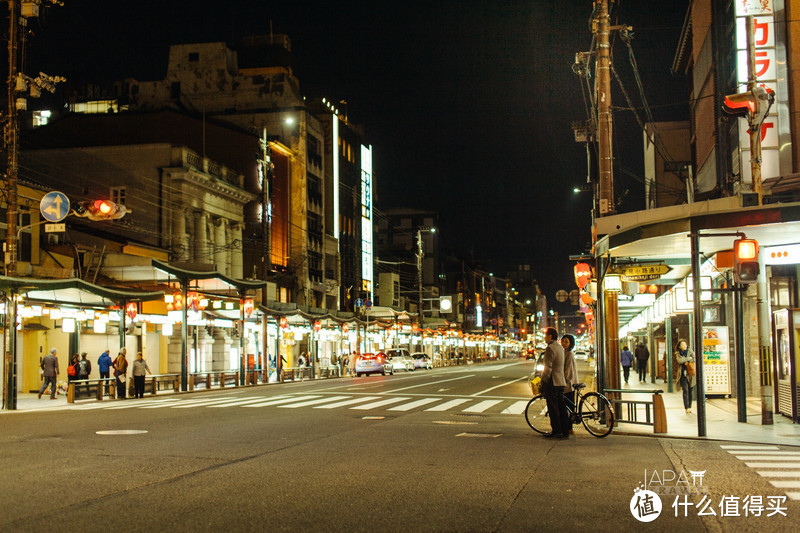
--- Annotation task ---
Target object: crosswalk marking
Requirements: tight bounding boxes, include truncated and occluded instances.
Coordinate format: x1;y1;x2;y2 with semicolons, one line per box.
279;396;351;408
350;397;411;410
388;398;441;411
724;444;800;501
502;400;529;415
463;399;503;413
244;396;321;408
425;399;470;412
172;397;251;409
207;397;282;408
314;396;381;409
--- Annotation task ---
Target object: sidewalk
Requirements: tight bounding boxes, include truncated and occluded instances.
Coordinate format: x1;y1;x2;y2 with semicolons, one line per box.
612;378;800;446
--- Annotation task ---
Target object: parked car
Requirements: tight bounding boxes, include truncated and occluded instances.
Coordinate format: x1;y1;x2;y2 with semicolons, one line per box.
354;352;393;377
574;350;589;361
411;352;432;369
389;352;415;372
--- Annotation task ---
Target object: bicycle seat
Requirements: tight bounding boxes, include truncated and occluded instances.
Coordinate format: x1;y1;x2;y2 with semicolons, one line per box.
573;383;587;390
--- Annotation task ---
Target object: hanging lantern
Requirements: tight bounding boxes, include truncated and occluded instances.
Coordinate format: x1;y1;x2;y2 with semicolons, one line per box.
279;317;289;329
243;298;254;317
574;262;592;290
585;310;594;325
197;296;209;311
187;291;199;312
638;284;647;294
342;323;349;333
580;291;594;305
173;293;183;310
126;302;138;320
648;284;659;294
314;320;322;332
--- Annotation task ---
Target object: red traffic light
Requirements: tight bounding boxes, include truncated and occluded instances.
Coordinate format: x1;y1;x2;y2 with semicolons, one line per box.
733;238;759;284
94;200;114;215
74;199;127;221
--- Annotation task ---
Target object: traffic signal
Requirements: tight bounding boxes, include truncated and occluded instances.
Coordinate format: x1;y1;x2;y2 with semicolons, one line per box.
73;199;127;221
733;238;760;284
723;85;774;127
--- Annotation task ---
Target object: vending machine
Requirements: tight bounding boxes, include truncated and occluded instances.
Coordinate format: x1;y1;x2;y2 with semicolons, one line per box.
773;309;800;422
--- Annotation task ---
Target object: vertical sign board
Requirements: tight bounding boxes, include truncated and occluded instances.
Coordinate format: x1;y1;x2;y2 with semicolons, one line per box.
360;144;373;300
735;0;789;185
333;115;340;238
702;325;731;395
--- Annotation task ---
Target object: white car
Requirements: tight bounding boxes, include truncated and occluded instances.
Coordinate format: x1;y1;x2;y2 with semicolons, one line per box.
389;353;415;372
574;350;589;361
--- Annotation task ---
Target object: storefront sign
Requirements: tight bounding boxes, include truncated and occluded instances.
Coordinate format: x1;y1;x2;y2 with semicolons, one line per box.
702;326;731;395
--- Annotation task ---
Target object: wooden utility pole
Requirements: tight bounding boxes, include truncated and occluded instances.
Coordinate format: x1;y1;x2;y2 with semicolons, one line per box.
5;0;20;277
595;0;614;217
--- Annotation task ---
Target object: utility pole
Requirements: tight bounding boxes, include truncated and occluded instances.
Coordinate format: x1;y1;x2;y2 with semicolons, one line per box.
595;0;614;217
416;229;424;339
5;0;20;278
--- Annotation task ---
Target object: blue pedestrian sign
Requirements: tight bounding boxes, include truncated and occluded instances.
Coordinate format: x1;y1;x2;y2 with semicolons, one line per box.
355;298;364;308
40;191;70;223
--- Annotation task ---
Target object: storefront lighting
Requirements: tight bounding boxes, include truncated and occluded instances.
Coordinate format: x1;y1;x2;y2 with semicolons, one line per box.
20;306;34;318
77;310;87;321
213;300;223;309
31;305;43;317
164;294;174;303
225;302;234;310
686;276;712;302
604;274;622;293
94;320;107;334
50;308;62;320
41;307;50;315
62;317;75;333
162;322;173;336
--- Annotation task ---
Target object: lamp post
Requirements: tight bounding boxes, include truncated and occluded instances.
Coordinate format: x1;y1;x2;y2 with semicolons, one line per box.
416;227;436;352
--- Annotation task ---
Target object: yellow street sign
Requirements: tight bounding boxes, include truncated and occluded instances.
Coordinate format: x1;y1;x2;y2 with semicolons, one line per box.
615;264;672;282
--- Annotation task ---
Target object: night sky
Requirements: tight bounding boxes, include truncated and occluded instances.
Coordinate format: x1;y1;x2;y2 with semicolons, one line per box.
21;0;689;304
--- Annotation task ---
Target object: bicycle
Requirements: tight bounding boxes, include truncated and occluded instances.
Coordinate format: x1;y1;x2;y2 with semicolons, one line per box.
524;382;614;438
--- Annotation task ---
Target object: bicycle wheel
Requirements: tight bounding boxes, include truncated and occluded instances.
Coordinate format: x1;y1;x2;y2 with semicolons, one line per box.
578;392;614;438
524;395;551;434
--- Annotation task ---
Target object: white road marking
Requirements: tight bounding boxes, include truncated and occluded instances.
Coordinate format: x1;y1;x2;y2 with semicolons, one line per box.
244;396;320;408
387;375;473;393
350;397;411;410
502;400;530;415
745;463;800;468
207;397;288;408
279;396;351;408
721;445;779;450
769;481;800;488
463;399;503;413
140;397;238;409
472;376;528;396
388;398;442;411
425;399;471;412
756;471;800;477
314;396;381;409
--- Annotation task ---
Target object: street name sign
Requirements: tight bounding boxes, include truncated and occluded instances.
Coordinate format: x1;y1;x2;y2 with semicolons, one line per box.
617;264;672;282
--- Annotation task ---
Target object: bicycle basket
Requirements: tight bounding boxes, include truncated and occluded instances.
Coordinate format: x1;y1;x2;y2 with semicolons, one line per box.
530;376;541;396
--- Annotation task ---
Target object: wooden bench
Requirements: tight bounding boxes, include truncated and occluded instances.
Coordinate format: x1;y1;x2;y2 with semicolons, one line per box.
67;378;116;403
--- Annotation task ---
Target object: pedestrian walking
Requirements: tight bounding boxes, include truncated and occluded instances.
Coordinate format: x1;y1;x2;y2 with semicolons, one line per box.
561;334;577;435
620;346;634;385
634;342;650;383
674;339;696;413
132;352;151;398
98;350;112;394
540;327;568;439
114;349;129;399
342;353;350;376
38;348;60;400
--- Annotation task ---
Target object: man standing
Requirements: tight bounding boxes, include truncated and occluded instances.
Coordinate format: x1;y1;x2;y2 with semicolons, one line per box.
38;348;59;400
98;350;113;395
634;342;650;384
540;327;568;438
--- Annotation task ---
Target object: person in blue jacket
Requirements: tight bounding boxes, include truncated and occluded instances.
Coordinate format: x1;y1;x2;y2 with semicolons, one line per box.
620;346;634;385
98;350;113;394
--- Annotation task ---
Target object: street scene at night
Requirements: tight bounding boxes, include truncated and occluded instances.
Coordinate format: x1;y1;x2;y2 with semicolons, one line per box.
3;1;800;531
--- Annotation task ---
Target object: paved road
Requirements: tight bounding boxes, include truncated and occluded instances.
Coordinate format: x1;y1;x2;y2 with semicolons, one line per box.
2;360;798;532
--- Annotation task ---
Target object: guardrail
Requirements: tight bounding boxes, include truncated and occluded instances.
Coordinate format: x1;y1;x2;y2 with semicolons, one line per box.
603;389;667;434
188;371;240;390
66;378;116;402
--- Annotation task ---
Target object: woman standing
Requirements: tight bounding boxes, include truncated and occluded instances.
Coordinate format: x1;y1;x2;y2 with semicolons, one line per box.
113;349;129;399
675;339;696;413
132;352;151;398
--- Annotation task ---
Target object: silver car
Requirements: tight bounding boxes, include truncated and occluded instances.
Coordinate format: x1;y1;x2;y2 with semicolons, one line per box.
389;353;415;372
411;352;432;369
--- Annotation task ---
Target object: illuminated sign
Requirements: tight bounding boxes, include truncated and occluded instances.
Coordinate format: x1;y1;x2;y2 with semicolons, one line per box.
734;0;785;186
764;243;800;265
361;144;374;300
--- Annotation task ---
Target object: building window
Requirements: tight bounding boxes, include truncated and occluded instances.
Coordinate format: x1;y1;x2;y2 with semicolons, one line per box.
110;186;126;206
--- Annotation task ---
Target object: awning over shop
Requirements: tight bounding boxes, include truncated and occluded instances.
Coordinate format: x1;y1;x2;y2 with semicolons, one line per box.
0;276;164;307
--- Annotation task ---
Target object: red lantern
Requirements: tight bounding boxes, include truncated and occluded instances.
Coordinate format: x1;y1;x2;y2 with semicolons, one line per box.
580;292;594;305
648;284;659;294
342;323;349;333
279;317;288;329
585;310;594;325
638;284;647;294
314;320;321;332
173;293;183;310
243;298;254;317
574;262;592;290
125;302;138;320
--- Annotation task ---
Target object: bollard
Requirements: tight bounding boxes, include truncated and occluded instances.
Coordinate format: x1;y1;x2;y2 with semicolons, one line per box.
96;382;104;401
67;383;75;403
653;392;668;434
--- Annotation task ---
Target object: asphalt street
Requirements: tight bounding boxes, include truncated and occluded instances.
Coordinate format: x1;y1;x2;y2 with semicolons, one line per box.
2;360;798;532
